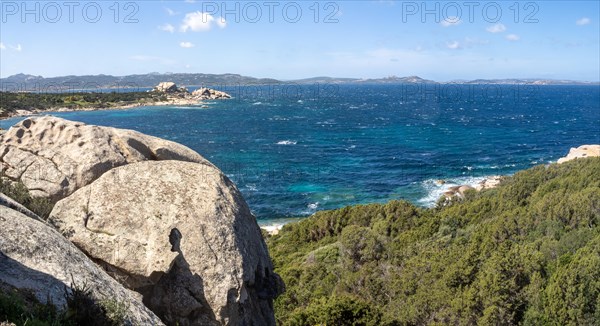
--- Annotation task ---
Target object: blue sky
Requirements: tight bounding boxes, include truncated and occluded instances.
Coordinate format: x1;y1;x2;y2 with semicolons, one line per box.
1;1;599;81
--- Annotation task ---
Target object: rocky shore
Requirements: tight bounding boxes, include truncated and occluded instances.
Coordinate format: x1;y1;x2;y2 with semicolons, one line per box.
439;145;600;201
0;116;281;325
557;144;600;164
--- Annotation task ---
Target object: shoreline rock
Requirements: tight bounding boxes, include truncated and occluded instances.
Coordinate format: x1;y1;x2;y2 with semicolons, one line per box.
442;175;505;200
557;145;600;164
152;82;231;102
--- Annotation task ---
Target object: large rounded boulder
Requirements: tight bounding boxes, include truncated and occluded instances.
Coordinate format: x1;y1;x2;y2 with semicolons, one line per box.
50;160;283;325
0;116;211;201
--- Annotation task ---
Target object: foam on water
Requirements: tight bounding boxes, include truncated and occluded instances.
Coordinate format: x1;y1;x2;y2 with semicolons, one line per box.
417;176;489;207
276;140;297;145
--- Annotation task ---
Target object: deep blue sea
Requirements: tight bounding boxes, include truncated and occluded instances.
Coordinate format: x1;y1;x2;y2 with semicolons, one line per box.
2;85;599;225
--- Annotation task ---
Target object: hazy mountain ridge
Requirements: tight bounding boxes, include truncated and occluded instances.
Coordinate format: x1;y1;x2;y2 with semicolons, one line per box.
1;73;597;91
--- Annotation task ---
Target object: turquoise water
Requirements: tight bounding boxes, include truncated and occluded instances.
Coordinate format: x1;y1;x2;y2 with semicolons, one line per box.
2;85;599;222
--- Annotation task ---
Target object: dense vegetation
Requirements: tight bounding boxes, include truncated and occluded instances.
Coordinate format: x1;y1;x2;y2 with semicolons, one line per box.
0;91;166;117
268;158;600;325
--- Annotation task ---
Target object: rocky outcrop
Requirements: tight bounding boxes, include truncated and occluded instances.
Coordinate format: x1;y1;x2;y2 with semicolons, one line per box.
50;160;283;325
557;145;600;164
0;116;211;201
191;88;232;100
442;176;505;200
443;185;475;199
152;82;232;101
475;175;505;191
0;205;164;325
153;82;187;94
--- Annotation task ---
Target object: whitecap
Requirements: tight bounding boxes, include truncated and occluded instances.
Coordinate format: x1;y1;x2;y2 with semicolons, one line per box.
417;176;489;208
276;140;297;145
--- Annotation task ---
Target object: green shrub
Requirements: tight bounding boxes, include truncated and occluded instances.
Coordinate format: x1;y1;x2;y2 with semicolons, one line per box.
269;158;600;325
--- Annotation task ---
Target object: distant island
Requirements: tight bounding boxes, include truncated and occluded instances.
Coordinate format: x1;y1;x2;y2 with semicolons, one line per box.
1;73;598;92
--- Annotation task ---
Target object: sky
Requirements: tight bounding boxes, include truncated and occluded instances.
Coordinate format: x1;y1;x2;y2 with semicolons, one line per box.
1;0;599;81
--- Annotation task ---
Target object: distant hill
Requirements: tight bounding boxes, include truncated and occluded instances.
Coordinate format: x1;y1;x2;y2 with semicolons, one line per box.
0;73;281;91
0;73;597;91
452;78;599;85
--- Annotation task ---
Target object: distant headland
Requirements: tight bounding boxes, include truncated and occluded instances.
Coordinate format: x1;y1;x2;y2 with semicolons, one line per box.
0;82;231;119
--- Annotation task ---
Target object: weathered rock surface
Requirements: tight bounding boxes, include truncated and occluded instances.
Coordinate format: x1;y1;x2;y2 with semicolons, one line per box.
0;116;211;201
153;82;186;93
475;175;505;191
0;205;164;325
152;82;231;101
443;185;475;199
557;145;600;164
441;175;506;200
51;160;283;325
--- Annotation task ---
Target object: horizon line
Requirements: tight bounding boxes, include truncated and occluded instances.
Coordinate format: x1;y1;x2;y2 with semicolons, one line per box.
1;72;599;84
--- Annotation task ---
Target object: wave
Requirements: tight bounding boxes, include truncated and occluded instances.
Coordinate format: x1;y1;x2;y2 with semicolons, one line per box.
170;106;209;109
299;202;320;215
417;176;489;207
276;140;297;145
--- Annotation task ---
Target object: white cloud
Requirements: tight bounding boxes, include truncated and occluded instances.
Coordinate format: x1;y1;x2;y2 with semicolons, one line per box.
446;41;461;50
180;11;226;32
576;17;591;26
180;41;195;48
0;42;22;51
184;0;196;3
486;23;506;33
505;34;520;41
159;24;175;33
441;16;461;27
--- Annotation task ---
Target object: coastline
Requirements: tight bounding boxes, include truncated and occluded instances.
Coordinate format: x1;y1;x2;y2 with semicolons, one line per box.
0;83;231;121
257;174;507;235
0;98;211;121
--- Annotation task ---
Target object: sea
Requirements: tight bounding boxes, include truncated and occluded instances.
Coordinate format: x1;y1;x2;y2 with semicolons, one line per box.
2;84;599;227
